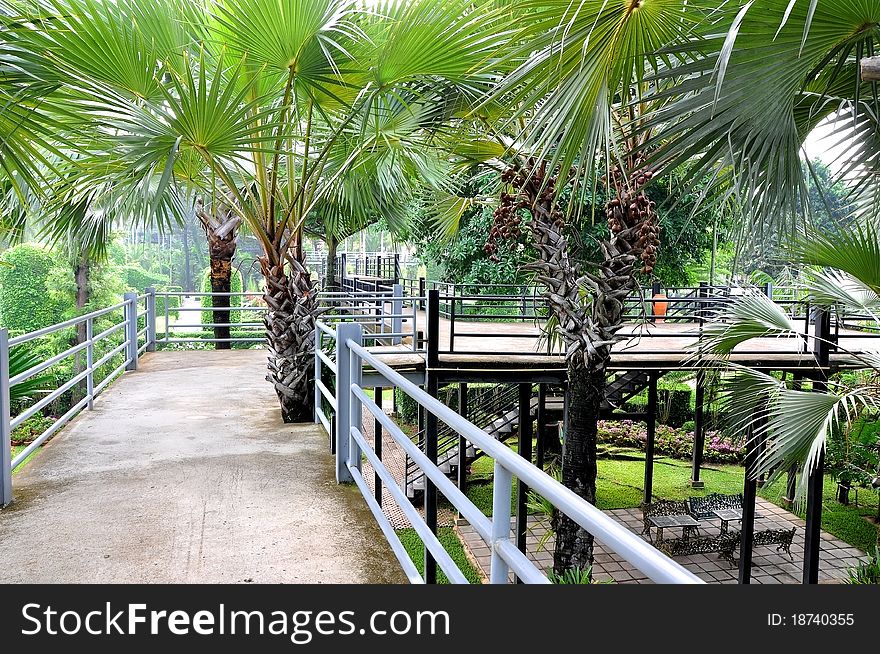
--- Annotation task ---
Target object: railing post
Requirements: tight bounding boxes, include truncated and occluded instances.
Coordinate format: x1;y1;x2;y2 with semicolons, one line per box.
348;330;363;477
489;461;513;583
335;322;362;483
392;284;403;345
0;329;12;507
145;287;157;352
86;317;94;410
313;327;321;424
124;292;138;371
418;277;426;310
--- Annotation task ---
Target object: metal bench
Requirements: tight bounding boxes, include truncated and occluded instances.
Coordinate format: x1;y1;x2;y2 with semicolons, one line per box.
687;492;743;523
658;532;741;565
720;527;797;565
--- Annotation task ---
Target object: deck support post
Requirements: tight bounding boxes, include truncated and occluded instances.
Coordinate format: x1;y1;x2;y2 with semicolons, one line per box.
738;418;762;584
536;383;547;471
516;383;533;575
690;369;706;488
457;382;468;494
374;386;383;508
424;290;440;584
803;309;831;584
643;373;658;504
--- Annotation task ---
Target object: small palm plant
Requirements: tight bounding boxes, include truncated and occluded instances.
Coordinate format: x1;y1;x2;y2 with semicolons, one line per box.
697;225;880;518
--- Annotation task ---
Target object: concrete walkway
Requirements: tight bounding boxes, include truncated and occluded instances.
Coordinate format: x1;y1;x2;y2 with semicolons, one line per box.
0;351;404;584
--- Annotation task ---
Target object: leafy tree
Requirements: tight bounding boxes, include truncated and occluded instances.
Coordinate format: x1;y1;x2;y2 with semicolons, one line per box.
0;244;69;333
2;0;509;422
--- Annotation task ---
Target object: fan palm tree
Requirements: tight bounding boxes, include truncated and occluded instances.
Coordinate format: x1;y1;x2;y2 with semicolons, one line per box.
0;0;511;422
649;1;880;237
482;0;714;574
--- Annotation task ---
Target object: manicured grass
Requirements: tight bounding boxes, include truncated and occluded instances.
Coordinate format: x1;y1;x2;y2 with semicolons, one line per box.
464;446;880;553
397;527;482;584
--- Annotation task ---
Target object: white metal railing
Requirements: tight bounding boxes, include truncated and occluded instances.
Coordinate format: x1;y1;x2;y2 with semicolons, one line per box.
154;291;267;346
1;291;152;506
317;319;702;585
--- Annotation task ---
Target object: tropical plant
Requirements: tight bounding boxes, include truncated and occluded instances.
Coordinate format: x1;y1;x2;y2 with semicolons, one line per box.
846;546;880;584
0;0;510;422
650;1;880;236
698;226;880;517
481;0;712;574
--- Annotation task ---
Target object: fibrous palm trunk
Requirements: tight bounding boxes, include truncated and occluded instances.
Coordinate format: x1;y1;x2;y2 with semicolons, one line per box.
197;201;240;350
324;234;339;292
488;159;658;573
262;251;318;423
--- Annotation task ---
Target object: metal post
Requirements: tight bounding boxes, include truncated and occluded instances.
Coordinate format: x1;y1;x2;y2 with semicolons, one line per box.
124;292;138;371
392;283;403;345
348;332;363;477
448;286;456;352
489;461;513;584
86;317;95;410
804;311;830;583
697;281;708;323
145;287;157;352
425;291;440;583
335;322;362;483
313;328;322;424
738;421;760;584
418;277;426;310
427;290;439;369
690;369;706;488
516;383;534;570
0;329;12;507
536;384;547;471
425;370;439;584
340;253;347;289
643;373;658;504
394;253;400;284
457;382;468;493
374;386;383;508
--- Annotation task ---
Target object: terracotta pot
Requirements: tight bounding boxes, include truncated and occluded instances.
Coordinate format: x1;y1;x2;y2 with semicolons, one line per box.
652;293;668;323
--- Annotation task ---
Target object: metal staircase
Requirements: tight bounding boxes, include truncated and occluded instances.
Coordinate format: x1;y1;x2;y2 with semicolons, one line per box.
404;370;655;499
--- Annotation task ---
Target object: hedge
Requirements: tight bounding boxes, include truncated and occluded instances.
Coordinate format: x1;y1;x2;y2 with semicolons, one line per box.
0;244;69;333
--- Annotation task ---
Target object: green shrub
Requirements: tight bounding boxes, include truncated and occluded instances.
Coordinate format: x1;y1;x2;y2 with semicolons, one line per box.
123;263;165;293
659;388;693;427
10;414;55;445
0;244;69;332
846;547;880;584
395;387;419;423
200;267;244;325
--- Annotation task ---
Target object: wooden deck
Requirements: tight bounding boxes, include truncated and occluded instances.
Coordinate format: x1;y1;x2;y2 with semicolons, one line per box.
363;310;877;374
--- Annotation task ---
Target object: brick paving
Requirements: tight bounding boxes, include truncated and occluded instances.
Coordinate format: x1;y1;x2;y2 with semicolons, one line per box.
457;498;869;584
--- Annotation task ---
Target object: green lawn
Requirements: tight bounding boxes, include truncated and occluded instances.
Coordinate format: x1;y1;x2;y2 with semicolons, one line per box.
397;527;482;584
464;447;880;553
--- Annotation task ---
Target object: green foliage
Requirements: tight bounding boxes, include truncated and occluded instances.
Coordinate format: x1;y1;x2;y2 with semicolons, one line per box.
394;387;419;424
396;527;482;584
10;414;55;446
659;388;693;428
547;566;606;584
123;263;165;293
846;547;880;585
0;244;69;333
415;198;535;288
200;268;243;325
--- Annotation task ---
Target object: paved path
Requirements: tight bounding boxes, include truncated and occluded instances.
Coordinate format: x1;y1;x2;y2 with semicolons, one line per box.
458;498;868;584
0;351;404;584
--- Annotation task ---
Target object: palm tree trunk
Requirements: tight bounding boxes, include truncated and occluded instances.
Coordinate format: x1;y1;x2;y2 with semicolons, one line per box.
197;201;240;350
489;160;657;574
262;252;318;423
